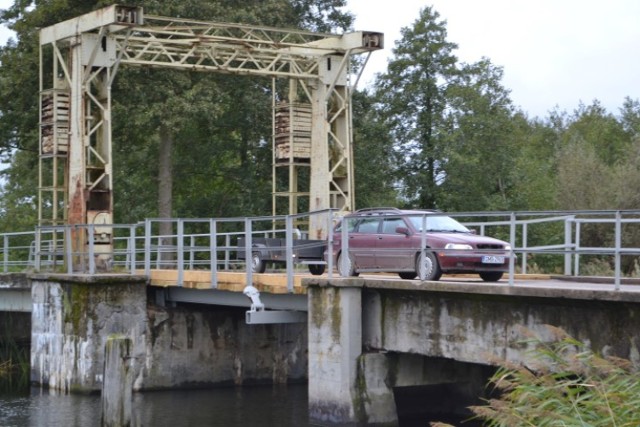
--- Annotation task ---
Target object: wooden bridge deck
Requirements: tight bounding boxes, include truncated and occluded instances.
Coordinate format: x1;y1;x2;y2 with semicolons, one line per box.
141;269;309;294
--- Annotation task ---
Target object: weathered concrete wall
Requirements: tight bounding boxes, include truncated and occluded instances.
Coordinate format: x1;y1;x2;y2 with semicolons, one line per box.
308;285;362;424
354;352;493;425
30;274;308;393
362;286;640;367
0;273;32;312
305;277;640;426
31;275;148;393
139;302;307;390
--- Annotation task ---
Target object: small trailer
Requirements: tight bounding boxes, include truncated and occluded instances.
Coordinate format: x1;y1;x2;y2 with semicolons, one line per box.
237;237;327;275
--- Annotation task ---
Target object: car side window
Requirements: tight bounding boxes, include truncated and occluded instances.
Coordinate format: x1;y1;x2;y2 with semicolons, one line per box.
382;218;405;234
355;218;380;234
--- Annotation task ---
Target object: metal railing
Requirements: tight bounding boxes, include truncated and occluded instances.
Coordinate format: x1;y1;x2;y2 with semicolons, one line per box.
1;209;639;291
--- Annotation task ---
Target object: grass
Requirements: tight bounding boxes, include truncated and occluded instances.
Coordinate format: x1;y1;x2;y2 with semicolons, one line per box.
463;326;640;427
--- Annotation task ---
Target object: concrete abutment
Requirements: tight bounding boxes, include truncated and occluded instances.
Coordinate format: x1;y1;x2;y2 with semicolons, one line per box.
305;277;640;425
29;274;307;393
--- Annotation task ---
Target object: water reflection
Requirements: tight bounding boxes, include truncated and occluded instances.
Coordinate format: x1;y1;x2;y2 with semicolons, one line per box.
0;384;311;427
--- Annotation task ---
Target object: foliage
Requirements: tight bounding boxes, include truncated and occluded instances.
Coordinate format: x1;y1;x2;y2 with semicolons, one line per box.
2;1;640;233
375;6;458;208
0;0;352;229
469;328;640;427
351;89;399;208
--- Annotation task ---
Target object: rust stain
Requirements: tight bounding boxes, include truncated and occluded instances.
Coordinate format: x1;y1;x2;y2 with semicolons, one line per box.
68;175;85;225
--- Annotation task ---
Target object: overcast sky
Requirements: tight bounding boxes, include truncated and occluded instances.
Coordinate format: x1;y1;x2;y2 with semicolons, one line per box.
347;0;640;118
1;0;638;119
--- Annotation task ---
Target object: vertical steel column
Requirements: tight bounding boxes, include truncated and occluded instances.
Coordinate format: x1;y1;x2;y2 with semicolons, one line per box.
309;81;330;239
67;36;86;233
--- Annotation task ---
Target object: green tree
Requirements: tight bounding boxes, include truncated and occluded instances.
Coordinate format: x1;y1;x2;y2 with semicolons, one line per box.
439;59;517;211
375;6;458;209
352;89;398;208
0;0;353;232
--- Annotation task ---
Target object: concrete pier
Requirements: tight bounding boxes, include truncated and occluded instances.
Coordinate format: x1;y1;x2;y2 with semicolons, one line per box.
29;274;308;393
102;336;133;427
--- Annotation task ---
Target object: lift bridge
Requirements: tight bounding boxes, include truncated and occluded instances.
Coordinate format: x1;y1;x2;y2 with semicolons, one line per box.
38;5;383;260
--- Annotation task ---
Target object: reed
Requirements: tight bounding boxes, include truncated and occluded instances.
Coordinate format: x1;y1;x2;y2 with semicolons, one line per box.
466;327;640;427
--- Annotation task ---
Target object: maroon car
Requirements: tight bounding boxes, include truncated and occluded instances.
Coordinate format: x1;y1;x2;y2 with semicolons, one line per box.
328;208;511;281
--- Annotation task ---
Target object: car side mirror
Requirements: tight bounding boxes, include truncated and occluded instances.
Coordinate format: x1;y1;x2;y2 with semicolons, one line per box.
395;226;410;236
469;229;477;235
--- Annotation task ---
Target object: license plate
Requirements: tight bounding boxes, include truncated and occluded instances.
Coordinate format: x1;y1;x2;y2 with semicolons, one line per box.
482;255;505;264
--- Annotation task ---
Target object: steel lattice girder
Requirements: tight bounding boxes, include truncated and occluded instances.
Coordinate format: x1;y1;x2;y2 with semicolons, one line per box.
39;5;383;239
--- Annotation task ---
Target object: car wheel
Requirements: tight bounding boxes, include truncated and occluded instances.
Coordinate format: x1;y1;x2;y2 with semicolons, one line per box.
308;264;326;276
480;271;503;282
416;250;442;281
337;252;359;277
251;251;267;273
398;272;417;280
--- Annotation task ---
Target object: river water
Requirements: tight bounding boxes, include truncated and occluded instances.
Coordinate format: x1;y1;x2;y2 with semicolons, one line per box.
0;383;313;427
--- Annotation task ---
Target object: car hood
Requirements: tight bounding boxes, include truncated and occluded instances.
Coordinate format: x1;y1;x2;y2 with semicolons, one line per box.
430;232;508;246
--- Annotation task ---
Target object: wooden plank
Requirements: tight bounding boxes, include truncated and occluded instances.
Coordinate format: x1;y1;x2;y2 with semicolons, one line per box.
140;269;308;294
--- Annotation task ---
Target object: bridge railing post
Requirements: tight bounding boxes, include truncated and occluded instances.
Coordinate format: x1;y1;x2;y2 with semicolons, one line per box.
614;210;621;290
418;213;428;281
244;217;253;287
209;219;218;288
574;220;581;277
177;219;184;287
340;214;349;277
508;212;516;286
66;226;73;275
564;216;574;276
144;219;151;277
88;224;96;275
3;234;8;273
128;224;136;275
521;222;528;275
285;214;294;292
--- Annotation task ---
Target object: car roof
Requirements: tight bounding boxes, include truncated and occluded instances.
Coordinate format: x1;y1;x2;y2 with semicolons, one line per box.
346;207;439;217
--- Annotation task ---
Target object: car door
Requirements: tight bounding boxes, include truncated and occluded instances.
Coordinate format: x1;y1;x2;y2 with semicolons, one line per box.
349;217;381;270
376;217;415;270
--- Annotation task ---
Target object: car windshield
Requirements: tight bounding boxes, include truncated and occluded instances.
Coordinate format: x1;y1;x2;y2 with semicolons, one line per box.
409;215;470;233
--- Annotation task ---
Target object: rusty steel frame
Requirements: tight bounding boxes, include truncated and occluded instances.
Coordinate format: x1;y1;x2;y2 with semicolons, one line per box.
39;5;383;255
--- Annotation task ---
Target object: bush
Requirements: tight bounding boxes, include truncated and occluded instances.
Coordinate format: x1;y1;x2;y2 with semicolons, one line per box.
468;327;640;427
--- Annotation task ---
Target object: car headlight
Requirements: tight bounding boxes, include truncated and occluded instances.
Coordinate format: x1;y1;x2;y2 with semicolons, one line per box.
504;245;512;251
445;243;473;250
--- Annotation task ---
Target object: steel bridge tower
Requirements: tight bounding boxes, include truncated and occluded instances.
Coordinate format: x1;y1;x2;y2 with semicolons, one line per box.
38;5;383;257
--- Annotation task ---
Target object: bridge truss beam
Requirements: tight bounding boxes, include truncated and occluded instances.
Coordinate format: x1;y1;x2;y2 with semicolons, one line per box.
39;5;383;258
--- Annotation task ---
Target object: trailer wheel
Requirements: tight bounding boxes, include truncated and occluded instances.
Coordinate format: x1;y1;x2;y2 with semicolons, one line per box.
308;264;326;276
251;251;267;273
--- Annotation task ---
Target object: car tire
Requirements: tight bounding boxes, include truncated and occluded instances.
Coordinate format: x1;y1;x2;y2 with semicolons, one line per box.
251;251;267;274
398;272;417;280
480;271;503;282
416;250;442;281
337;252;359;277
308;264;326;276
